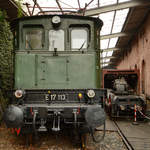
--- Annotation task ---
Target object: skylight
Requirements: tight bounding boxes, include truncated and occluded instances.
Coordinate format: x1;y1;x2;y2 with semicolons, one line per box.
99;0;117;7
100;8;130;67
107;51;113;57
100;11;115;36
109;37;118;48
119;0;131;3
101;39;109;50
105;59;110;63
112;8;129;33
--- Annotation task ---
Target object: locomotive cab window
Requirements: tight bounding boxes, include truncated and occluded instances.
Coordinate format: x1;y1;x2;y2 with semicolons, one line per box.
49;30;64;51
24;26;44;50
71;28;88;51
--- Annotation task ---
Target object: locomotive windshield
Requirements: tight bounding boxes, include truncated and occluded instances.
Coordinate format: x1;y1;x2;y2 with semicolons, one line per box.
49;30;64;51
71;28;88;50
24;26;44;50
22;24;89;51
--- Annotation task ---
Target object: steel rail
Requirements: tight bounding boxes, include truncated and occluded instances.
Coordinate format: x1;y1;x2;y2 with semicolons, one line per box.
113;121;134;150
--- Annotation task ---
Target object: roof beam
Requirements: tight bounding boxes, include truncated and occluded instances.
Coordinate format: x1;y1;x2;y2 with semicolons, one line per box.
32;0;44;15
9;0;27;16
100;32;133;40
101;47;120;52
101;47;130;52
83;0;94;15
32;0;36;15
56;0;64;14
24;3;32;16
85;0;150;16
101;61;118;65
77;0;81;9
34;0;44;15
101;56;115;59
101;61;113;65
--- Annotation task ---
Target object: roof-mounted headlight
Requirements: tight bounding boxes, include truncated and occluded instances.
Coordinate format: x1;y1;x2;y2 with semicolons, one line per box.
14;90;25;98
52;16;61;24
87;90;95;98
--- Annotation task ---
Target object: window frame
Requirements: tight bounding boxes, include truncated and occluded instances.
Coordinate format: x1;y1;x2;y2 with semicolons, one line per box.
23;25;45;50
69;27;89;51
48;29;65;52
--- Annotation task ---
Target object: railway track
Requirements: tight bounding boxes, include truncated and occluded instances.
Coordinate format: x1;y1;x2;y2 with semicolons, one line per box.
80;119;129;150
113;121;134;150
110;118;150;150
1;118;150;150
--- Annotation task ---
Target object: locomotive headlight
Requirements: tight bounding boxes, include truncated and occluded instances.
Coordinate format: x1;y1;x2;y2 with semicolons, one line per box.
87;90;95;98
78;93;83;99
14;90;24;98
52;16;61;24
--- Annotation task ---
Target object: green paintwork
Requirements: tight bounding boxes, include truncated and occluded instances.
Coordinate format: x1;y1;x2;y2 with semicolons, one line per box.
15;54;36;88
15;53;97;89
13;15;103;90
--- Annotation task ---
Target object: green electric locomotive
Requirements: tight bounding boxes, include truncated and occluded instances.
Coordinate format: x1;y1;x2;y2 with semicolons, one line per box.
4;14;106;138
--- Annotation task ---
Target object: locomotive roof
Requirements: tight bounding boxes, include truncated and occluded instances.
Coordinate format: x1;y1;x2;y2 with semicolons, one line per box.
11;14;103;27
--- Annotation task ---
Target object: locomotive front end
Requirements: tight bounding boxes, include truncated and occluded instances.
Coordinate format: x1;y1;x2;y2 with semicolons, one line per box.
4;14;106;136
4;89;106;133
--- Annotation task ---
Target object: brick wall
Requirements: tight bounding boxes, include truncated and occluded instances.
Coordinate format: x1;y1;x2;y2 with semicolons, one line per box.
117;13;150;96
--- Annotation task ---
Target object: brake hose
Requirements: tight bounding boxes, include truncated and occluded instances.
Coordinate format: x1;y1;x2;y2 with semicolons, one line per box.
90;121;106;143
33;111;38;138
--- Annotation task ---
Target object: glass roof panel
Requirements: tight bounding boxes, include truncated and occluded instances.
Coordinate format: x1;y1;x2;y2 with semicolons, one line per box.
109;37;118;48
101;52;107;58
107;51;113;57
99;0;117;7
101;39;109;49
112;8;129;33
102;64;108;67
99;11;115;36
119;0;131;2
105;58;110;62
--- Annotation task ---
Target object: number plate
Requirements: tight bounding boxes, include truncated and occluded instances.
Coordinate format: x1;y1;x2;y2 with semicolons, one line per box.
45;94;67;101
